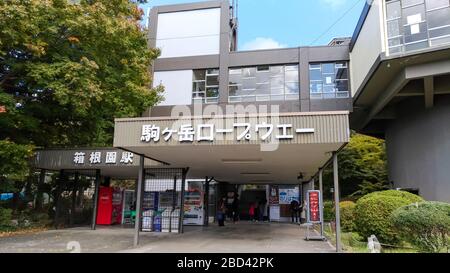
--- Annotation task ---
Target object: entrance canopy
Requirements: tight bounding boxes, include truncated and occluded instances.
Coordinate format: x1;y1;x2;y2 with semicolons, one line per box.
113;112;350;184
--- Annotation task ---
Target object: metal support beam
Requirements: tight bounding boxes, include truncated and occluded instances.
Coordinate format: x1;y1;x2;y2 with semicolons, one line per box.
134;155;145;247
36;169;46;210
179;168;189;234
54;170;65;230
333;152;342;253
204;177;211;227
170;175;177;233
319;168;325;239
70;172;79;227
424;76;434;109
91;169;101;230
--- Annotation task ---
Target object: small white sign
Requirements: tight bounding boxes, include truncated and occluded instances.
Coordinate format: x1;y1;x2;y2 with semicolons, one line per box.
411;24;420;35
407;14;421;25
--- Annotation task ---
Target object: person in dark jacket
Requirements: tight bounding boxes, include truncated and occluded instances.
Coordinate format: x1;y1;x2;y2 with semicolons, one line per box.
258;198;266;222
290;200;300;223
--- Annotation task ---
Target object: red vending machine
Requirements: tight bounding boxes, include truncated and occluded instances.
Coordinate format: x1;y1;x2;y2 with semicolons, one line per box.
96;187;123;225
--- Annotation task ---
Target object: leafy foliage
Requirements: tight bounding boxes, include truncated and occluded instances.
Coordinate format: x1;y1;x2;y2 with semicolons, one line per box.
323;133;389;199
0;208;13;230
340;201;356;232
323;200;335;222
354;190;424;244
390;201;450;253
0;0;163;148
0;140;34;193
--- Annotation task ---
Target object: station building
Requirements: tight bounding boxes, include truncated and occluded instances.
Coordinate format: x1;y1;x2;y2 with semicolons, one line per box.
33;0;450;247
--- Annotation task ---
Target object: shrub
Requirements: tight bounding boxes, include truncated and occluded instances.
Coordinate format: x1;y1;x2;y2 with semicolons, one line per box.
323;201;335;222
390;201;450;253
0;207;13;229
355;190;424;244
358;190;423;204
340;201;356;232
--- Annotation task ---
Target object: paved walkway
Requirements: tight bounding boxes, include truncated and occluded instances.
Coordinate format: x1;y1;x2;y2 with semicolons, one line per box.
0;222;334;253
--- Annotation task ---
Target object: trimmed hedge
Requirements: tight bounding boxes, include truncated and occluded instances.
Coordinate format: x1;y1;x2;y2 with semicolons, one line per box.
358;190;423;203
340;201;356;232
390;201;450;253
355;190;424;244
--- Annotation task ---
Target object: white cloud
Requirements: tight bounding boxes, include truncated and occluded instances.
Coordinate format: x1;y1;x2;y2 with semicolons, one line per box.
241;37;287;51
319;0;349;8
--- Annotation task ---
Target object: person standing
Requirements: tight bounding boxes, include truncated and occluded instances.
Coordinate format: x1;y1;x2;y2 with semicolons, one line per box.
300;200;307;224
248;202;256;222
232;196;240;223
217;197;227;227
289;199;300;223
258;198;266;222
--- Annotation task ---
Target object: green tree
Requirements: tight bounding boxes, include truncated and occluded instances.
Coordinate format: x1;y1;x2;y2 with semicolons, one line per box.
323;133;389;199
0;0;163;148
0;0;163;210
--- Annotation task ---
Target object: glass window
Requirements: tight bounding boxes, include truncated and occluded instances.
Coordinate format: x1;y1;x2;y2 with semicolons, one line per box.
285;70;299;82
309;62;349;99
387;1;402;20
242;67;256;78
427;7;450;29
257;65;270;72
322;63;335;74
425;0;449;10
206;75;219;86
228;64;299;102
386;0;450;55
192;69;219;104
401;0;424;7
193;70;206;81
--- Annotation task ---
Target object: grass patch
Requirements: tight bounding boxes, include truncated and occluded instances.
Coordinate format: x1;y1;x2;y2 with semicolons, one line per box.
321;223;419;253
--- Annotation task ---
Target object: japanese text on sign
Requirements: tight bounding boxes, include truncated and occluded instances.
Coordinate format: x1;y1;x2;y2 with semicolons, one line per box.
307;190;321;223
73;151;134;165
140;123;315;143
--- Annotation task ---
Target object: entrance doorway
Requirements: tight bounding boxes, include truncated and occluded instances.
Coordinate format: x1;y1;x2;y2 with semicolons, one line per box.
239;185;267;221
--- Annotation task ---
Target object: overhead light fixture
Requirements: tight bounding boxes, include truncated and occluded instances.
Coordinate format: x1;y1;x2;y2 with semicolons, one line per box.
222;159;262;164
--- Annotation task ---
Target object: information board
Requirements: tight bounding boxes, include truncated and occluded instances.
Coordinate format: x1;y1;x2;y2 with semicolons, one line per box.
307;190;322;223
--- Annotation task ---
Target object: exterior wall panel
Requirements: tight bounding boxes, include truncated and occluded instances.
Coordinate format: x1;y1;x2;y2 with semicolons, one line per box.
350;0;385;97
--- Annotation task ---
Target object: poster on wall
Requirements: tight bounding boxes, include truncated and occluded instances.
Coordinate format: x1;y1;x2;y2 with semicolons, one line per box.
279;187;299;205
183;181;204;226
269;186;279;205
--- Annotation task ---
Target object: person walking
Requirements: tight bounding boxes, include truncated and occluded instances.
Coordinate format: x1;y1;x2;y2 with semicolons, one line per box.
217;197;227;227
